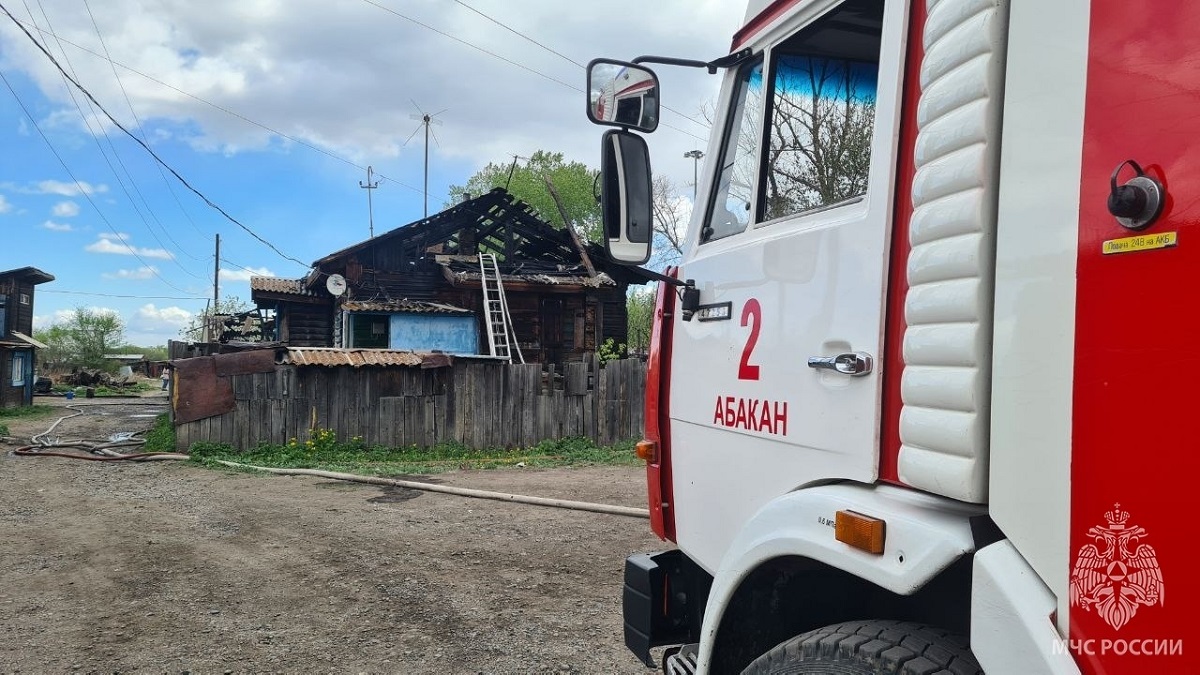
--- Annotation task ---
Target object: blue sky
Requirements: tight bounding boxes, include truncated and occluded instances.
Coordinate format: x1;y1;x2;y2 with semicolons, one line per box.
0;0;743;346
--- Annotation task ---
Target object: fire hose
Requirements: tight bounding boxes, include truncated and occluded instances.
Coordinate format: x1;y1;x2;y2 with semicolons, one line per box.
12;405;650;519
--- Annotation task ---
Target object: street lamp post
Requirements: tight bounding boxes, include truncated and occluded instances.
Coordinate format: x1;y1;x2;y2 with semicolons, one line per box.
684;150;704;200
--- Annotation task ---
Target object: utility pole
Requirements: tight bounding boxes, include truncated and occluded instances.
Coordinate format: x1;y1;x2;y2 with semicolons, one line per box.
359;165;379;238
407;104;444;219
684;150;704;200
211;234;220;343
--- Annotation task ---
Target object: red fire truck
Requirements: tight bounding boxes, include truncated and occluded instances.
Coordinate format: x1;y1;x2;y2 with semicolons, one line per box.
585;1;1192;673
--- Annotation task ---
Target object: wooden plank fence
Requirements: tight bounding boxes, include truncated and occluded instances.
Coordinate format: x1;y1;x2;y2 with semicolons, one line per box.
174;356;646;452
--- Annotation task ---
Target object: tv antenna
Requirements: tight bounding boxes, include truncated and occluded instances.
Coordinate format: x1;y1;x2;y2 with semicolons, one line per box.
405;101;446;219
359;165;380;238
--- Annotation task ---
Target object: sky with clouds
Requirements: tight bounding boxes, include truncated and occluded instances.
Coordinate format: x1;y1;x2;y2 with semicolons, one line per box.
0;0;747;346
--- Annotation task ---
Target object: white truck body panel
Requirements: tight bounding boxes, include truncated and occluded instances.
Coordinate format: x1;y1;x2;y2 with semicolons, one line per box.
694;483;985;672
972;541;1082;675
989;0;1087;639
670;0;912;574
898;0;1007;503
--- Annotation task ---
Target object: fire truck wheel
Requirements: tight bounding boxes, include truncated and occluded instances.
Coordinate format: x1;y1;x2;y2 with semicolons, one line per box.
739;619;982;675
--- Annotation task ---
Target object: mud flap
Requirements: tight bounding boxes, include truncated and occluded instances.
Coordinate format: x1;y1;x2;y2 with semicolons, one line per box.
622;550;711;667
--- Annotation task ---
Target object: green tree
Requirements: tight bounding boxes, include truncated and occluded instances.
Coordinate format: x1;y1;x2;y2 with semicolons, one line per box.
35;307;126;371
446;150;602;241
626;287;655;357
33;324;71;369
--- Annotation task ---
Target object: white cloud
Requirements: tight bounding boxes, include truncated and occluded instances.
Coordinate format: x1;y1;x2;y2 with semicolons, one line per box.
42;220;73;232
0;0;740;192
0;195;10;213
35;180;108;197
85;234;174;260
136;304;193;329
51;200;80;217
102;266;159;280
219;265;274;282
37;308;121;329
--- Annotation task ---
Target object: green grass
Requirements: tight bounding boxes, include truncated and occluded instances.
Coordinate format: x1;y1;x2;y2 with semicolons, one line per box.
0;405;58;437
0;404;57;420
141;414;177;453
186;428;640;476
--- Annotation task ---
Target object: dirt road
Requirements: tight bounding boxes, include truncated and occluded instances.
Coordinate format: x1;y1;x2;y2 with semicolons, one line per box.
1;398;665;674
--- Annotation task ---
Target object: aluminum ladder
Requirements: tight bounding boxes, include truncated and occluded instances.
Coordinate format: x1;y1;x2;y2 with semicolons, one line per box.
478;253;524;364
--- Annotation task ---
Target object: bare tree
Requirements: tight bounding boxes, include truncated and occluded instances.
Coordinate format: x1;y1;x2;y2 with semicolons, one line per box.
651;175;690;265
764;57;875;220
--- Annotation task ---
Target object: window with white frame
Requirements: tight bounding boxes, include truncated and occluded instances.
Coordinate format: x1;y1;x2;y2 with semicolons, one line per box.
11;351;26;386
702;0;884;240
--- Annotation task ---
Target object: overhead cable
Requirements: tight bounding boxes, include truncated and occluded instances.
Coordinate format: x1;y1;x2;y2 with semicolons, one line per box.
0;1;309;269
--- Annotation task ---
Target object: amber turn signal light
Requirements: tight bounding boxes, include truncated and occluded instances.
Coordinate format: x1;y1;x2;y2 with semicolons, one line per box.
635;440;658;463
835;510;885;554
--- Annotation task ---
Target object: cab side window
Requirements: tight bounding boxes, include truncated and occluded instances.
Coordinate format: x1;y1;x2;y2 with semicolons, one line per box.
702;59;764;243
763;0;882;221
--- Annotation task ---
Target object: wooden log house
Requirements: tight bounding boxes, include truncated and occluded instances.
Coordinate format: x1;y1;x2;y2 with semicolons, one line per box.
251;188;650;364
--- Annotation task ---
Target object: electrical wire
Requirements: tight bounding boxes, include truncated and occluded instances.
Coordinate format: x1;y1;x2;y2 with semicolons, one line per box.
362;0;707;142
25;0;206;278
360;0;580;91
81;0;210;244
5;14;432;199
41;289;206;300
0;1;309;269
452;0;584;69
0;69;197;295
451;0;711;132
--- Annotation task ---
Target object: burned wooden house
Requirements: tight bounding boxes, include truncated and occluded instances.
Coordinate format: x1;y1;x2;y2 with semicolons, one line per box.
251;188;649;364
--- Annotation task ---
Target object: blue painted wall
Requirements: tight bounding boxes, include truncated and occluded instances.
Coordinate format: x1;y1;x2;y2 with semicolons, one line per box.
389;313;479;355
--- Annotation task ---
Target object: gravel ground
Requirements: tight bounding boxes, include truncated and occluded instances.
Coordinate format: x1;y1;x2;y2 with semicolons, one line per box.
0;396;667;674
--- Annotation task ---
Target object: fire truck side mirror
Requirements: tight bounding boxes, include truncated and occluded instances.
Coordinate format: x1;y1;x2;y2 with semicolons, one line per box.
586;59;661;133
600;129;653;264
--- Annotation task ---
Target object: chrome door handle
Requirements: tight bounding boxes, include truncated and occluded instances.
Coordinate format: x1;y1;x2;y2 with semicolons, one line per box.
807;352;873;377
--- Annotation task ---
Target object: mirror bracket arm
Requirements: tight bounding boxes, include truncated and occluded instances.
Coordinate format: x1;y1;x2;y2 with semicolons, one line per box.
632;48;754;74
636;271;700;320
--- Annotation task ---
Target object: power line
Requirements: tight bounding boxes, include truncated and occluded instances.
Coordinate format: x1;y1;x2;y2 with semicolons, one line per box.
4;15;432;199
0;69;196;294
360;0;581;92
0;1;309;269
452;0;583;69
80;0;210;244
363;0;709;140
219;257;267;276
41;289;206;300
451;0;711;131
25;0;206;279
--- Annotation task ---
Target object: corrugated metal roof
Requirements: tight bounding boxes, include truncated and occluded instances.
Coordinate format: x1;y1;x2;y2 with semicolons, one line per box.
12;331;49;349
446;268;616;288
280;348;425;367
250;277;315;296
342;300;470;314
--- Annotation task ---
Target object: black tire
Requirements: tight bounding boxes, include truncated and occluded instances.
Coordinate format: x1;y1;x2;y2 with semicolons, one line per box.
740;620;983;675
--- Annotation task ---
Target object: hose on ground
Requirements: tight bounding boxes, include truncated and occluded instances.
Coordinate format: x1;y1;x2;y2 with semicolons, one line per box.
13;446;190;461
30;404;86;445
211;461;651;519
14;404;650;519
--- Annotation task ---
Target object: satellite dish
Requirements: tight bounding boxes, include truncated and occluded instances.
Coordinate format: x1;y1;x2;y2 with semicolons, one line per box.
326;274;347;296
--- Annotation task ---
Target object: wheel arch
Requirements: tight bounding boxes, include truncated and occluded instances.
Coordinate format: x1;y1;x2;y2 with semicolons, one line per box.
694;483;990;674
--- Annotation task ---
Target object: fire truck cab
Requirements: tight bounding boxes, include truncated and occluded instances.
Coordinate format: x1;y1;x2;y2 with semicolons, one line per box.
586;1;1195;674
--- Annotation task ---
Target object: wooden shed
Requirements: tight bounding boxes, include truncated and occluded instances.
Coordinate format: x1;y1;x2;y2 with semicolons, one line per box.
0;266;54;408
251;188;650;364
